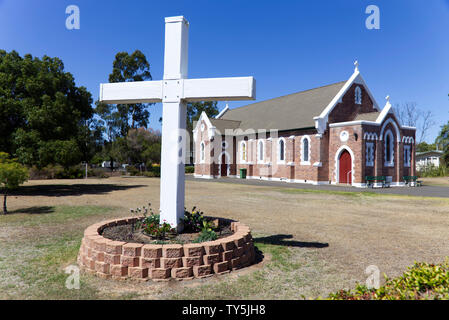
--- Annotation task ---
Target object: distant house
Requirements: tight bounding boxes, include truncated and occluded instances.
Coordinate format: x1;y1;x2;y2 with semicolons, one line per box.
101;161;121;169
416;150;444;170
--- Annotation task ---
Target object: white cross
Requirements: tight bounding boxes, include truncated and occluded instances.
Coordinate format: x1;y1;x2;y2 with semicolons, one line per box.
99;16;256;230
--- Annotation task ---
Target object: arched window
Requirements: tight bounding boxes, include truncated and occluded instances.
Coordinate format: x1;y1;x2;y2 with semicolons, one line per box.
355;86;362;105
258;140;264;162
278;138;285;162
404;145;411;167
300;136;311;165
200;142;205;163
384;130;394;166
303;139;309;162
241;141;247;162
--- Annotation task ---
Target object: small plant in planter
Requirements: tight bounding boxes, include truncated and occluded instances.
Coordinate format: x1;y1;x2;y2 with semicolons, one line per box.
143;219;173;239
193;229;218;243
182;207;218;233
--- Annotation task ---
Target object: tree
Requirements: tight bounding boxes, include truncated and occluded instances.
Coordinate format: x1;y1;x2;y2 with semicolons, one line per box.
393;102;435;143
0;50;94;168
436;122;449;167
416;142;436;153
95;50;154;169
126;127;161;166
0;153;28;214
108;50;153;137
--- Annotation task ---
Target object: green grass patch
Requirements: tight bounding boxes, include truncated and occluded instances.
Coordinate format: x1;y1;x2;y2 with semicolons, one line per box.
0;205;116;226
0;205;117;299
170;236;339;300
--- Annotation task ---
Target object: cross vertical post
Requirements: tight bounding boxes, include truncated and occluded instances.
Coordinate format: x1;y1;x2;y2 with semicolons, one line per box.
160;16;189;230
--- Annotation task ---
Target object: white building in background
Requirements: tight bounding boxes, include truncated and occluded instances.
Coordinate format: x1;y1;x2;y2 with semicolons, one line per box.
415;150;444;170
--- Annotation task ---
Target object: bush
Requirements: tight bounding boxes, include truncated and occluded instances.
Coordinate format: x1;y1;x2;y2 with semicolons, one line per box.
140;214;174;240
329;260;449;300
181;207;207;232
87;168;108;179
417;164;447;178
126;164;160;177
126;165;140;176
185;166;194;174
29;164;84;179
193;229;218;243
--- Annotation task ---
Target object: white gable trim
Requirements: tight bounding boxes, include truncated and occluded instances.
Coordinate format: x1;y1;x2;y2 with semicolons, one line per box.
314;70;381;134
193;111;216;141
215;104;229;119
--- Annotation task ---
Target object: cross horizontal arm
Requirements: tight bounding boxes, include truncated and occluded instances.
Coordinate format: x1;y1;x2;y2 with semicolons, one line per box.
99;81;163;104
183;76;256;102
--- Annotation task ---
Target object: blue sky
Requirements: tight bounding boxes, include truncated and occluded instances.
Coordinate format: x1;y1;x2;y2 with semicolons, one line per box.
0;0;448;142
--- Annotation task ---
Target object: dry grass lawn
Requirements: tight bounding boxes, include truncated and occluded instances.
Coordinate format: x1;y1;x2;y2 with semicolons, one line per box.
421;176;449;187
1;176;449;299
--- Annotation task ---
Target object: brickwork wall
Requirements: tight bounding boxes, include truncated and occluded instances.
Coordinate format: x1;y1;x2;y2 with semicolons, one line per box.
78;218;256;281
328;83;376;123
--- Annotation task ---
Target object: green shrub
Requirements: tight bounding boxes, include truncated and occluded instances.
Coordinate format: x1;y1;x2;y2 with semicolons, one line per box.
87;168;108;178
126;165;140;176
417;164;447;178
29;164;84;179
140;214;174;239
148;164;161;175
185;166;194;174
329;260;449;300
193;229;218;243
181;207;207;232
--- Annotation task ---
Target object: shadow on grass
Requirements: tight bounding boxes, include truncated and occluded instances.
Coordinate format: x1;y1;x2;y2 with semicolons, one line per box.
9;184;146;197
254;234;329;248
8;206;55;215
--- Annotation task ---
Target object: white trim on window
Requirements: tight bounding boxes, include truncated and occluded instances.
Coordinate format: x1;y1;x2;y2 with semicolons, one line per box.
366;142;374;167
300;135;311;165
200;142;205;164
404;145;411;168
355;86;362;105
277;137;286;164
240;140;248;163
258;139;265;163
384;129;395;167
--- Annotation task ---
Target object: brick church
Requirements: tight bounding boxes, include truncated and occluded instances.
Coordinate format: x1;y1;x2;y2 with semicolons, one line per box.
192;64;416;187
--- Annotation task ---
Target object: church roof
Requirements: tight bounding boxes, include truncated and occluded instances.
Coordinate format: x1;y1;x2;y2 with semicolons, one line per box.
215;81;346;130
218;81;347;131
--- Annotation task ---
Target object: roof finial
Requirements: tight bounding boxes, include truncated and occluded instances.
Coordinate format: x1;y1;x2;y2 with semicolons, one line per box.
385;95;390;102
354;60;359;72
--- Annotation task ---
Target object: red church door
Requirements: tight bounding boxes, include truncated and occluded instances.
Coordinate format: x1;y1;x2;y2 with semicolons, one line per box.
339;150;352;184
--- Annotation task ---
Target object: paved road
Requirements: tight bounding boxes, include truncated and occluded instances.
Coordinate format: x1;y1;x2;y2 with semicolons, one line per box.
186;175;449;198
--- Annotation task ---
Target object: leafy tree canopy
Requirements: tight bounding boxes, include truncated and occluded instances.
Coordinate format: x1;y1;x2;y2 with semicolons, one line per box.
0;50;94;167
416;142;437;153
97;50;153;139
436;122;449;166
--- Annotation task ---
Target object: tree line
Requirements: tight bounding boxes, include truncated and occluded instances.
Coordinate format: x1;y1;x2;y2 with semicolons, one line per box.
0;49;219;176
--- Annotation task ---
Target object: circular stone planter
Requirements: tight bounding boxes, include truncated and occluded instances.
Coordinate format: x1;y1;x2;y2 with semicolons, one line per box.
77;217;255;281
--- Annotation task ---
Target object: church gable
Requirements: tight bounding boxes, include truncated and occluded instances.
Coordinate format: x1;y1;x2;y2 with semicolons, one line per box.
328;83;377;124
